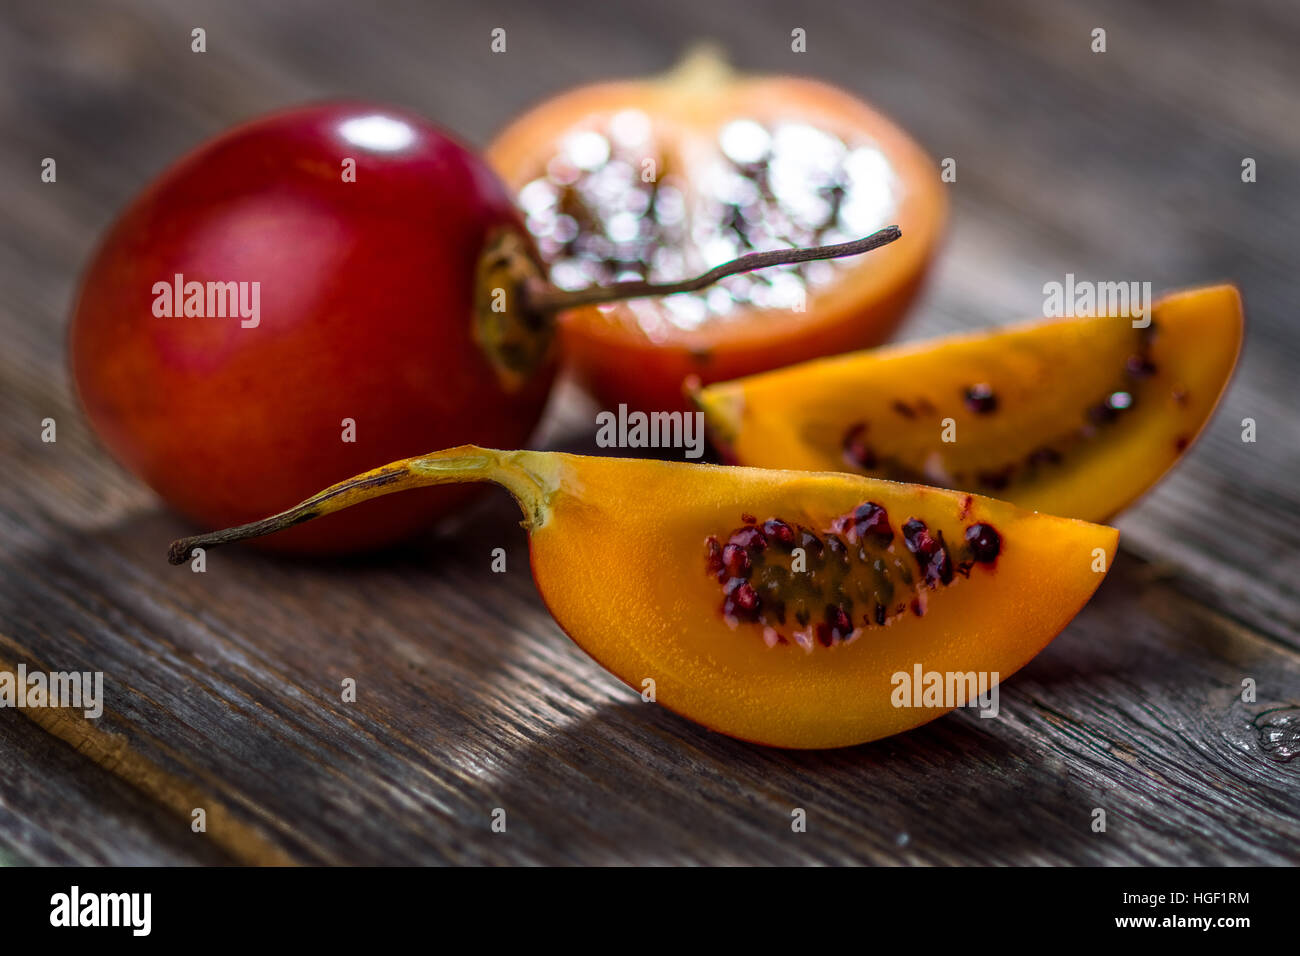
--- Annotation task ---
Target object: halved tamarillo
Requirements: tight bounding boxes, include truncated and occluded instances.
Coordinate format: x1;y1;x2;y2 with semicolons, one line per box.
692;284;1244;524
488;48;946;412
168;448;1118;749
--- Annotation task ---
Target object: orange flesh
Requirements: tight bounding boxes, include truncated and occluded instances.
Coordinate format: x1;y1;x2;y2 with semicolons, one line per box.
525;453;1115;748
694;284;1244;524
488;50;945;411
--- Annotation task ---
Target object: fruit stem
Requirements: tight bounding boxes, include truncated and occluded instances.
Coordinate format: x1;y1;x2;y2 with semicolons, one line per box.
660;43;735;92
523;225;901;313
166;446;553;564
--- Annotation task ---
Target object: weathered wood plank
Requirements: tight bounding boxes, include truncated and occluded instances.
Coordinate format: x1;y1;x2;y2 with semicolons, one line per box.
0;712;237;866
4;526;1299;864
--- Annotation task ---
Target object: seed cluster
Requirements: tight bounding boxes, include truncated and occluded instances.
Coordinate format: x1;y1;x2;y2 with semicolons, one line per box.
516;112;899;332
706;505;1002;650
840;323;1162;493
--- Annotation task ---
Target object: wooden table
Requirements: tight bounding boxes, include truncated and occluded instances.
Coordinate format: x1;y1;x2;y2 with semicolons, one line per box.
2;0;1297;865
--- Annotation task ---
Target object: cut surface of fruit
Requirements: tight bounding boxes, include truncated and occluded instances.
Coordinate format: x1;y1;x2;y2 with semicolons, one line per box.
693;284;1243;524
488;48;946;411
170;447;1117;749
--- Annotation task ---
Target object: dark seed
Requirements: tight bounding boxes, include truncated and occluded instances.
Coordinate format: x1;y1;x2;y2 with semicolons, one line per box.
977;467;1014;491
849;501;894;546
963;383;998;415
850;446;878;469
705;537;724;578
902;519;929;548
731;582;760;614
729;526;768;551
1028;446;1062;467
761;519;797;549
964;523;1002;564
1087;402;1117;426
1087;391;1134;426
1125;354;1157;378
902;518;953;587
825;604;852;635
722;543;751;578
842;423;876;470
931;532;954;586
797;528;824;560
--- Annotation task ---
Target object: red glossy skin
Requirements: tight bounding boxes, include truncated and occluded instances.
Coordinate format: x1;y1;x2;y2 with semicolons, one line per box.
71;102;554;553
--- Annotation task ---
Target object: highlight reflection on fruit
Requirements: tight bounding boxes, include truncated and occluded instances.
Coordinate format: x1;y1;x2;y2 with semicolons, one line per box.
168;448;1117;749
693;284;1243;523
489;48;946;412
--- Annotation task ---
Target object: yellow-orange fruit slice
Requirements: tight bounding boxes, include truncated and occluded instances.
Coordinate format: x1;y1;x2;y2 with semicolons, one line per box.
170;448;1117;749
693;284;1243;523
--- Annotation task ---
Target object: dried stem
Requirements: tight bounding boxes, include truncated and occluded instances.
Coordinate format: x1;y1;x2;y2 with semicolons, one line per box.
523;225;901;313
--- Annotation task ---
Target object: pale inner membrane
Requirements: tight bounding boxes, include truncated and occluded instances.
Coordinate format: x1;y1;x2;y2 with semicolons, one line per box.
516;110;900;339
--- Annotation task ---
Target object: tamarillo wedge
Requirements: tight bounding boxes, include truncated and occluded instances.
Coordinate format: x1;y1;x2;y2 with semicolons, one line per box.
692;284;1243;523
169;448;1117;749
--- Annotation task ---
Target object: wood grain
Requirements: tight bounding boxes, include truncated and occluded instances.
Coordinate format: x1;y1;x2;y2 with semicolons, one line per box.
1;0;1297;864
